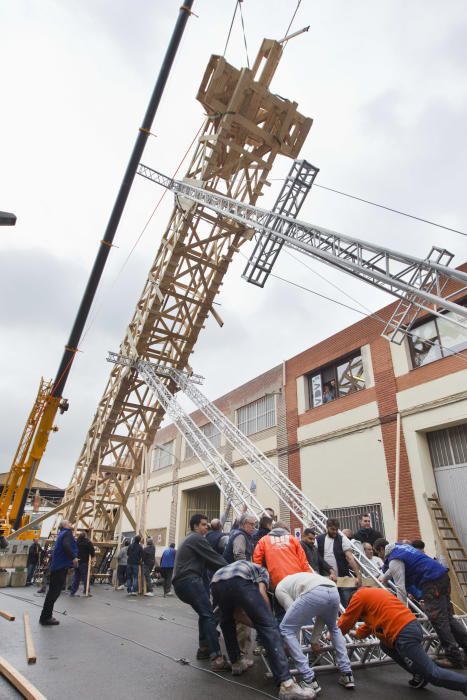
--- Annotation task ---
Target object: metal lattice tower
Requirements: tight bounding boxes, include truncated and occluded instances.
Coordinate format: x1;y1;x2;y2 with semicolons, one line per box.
57;39;311;543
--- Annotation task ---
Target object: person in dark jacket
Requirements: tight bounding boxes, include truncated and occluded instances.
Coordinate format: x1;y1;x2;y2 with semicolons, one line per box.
142;537;156;596
300;528;334;578
252;515;273;546
40;520;78;625
377;540;467;668
352;513;382;546
26;537;43;586
316;519;361;607
160;543;176;596
206;519;229;555
173;513;229;669
70;530;95;596
224;513;256;563
127;535;143;595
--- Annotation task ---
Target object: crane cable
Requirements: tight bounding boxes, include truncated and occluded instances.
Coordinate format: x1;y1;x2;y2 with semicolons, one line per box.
283;0;303;43
79;119;205;347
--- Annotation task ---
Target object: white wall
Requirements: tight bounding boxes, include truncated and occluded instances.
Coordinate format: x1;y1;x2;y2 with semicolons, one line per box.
397;369;467;554
299;406;395;540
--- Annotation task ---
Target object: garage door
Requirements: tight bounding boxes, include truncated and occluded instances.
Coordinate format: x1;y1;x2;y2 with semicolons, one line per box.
428;424;467;551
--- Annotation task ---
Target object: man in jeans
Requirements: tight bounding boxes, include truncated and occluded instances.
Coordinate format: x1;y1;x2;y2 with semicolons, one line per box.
70;530;95;596
26;537;43;586
339;587;467;694
126;535;143;596
159;543;176;596
39;520;78;626
172;513;229;670
316;519;362;607
277;571;355;692
376;540;467;669
211;560;315;700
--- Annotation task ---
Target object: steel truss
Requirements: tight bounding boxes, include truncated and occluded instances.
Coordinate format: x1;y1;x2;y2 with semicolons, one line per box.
137;164;467;343
110;356;453;670
107;352;267;518
241;159;318;288
57;39;311;543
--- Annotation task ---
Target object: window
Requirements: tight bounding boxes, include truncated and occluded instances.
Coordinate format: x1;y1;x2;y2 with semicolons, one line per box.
409;304;467;368
185;422;221;460
428;424;467;469
322;503;385;536
308;352;366;408
237;394;276;436
152;440;175;471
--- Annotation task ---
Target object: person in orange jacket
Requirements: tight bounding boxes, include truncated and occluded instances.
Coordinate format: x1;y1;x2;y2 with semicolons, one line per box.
253;522;311;590
338;587;467;694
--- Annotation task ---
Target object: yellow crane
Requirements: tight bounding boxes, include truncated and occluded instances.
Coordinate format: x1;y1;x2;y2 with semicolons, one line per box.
0;380;65;538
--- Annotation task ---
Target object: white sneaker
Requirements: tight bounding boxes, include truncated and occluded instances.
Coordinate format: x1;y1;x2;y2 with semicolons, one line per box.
300;679;322;695
338;672;355;689
117;585;125;590
144;592;154;597
279;679;316;700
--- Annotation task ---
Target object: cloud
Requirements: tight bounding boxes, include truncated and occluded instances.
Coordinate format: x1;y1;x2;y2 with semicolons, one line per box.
0;1;466;490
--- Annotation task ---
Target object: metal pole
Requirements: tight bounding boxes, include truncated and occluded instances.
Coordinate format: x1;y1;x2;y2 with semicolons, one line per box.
12;1;194;529
52;0;195;399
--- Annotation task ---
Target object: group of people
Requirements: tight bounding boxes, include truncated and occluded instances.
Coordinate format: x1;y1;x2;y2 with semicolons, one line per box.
27;511;467;699
172;510;467;700
116;536;176;597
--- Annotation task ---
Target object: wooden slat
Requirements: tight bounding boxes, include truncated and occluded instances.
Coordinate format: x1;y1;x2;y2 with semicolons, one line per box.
0;610;15;621
23;613;36;665
0;655;46;700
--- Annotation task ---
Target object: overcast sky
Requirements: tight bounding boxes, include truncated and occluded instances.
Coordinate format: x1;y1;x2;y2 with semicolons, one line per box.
1;1;466;488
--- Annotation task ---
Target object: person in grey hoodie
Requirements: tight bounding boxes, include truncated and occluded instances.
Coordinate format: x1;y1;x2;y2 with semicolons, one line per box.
117;539;130;590
173;513;229;670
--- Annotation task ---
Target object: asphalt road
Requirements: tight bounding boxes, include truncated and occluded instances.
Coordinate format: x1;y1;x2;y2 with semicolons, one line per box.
0;585;465;700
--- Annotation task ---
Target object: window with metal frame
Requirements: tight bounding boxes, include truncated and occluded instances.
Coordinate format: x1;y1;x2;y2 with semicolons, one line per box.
322;503;385;536
308;352;366;409
409;300;467;368
184;422;221;460
184;485;220;534
427;424;467;469
236;394;276;436
152;440;175;471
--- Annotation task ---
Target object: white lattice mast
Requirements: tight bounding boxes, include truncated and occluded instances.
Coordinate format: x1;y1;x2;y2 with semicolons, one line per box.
59;39;311;543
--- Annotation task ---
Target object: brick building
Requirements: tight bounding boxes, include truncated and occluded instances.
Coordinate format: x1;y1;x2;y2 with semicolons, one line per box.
125;274;467;556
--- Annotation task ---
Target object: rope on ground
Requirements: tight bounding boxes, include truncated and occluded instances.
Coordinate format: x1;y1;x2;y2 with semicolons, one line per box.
0;590;278;700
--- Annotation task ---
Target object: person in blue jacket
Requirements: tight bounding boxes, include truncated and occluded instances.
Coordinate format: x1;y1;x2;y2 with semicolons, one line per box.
160;543;176;596
375;539;467;668
39;520;78;626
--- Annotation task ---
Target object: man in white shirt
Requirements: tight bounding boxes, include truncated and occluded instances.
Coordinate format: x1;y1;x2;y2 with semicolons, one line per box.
277;571;355;692
316;519;362;607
